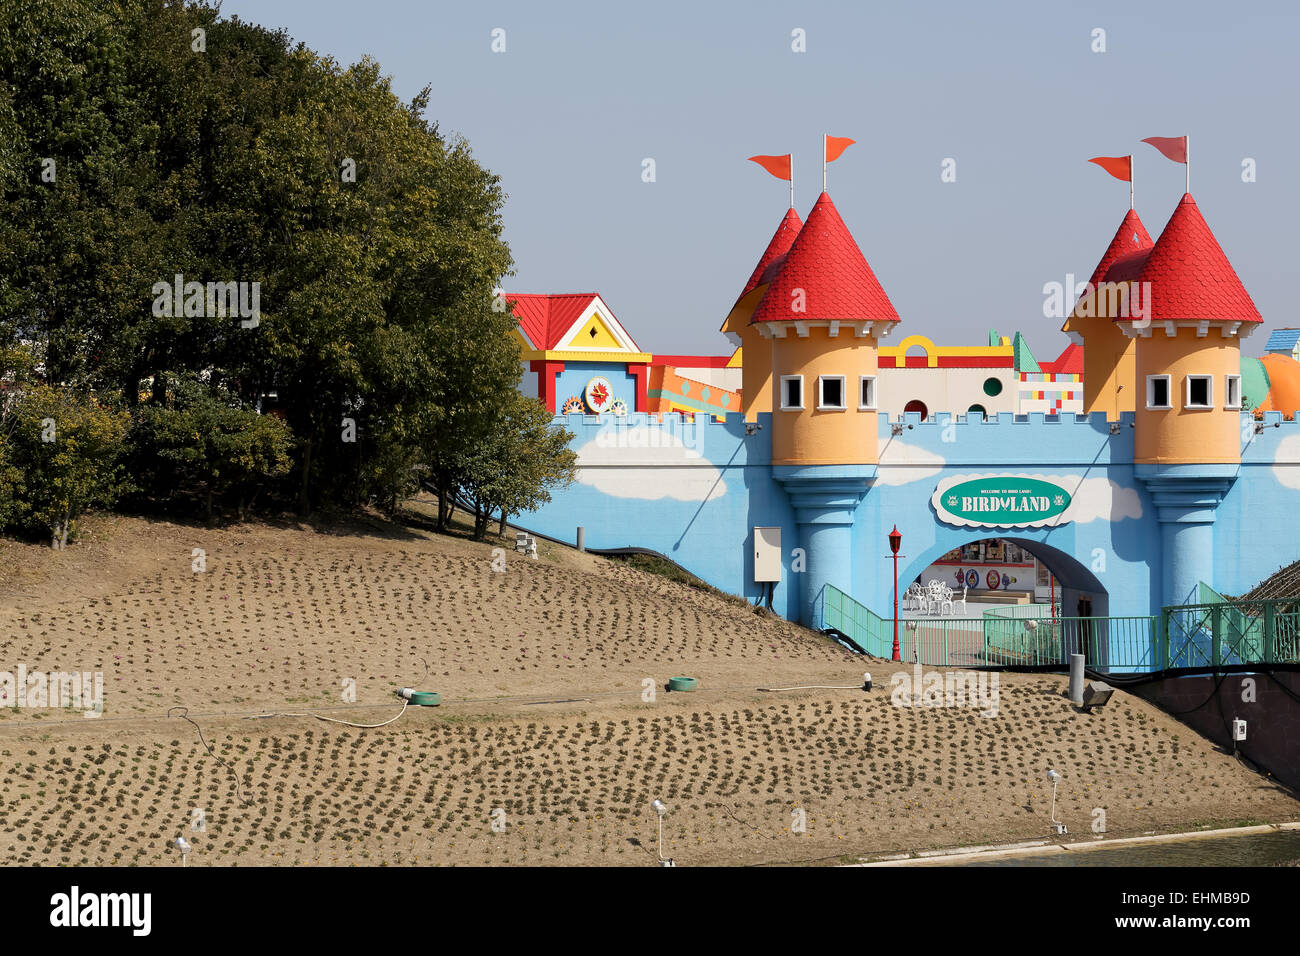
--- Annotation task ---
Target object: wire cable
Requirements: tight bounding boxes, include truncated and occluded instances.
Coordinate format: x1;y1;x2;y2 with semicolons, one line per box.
168;705;254;807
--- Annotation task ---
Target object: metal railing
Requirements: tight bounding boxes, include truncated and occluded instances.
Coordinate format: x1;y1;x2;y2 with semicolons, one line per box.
1162;599;1300;669
822;585;1297;672
982;602;1061;621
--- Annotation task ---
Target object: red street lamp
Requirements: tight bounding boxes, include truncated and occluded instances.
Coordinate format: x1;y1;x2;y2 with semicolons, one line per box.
888;525;902;662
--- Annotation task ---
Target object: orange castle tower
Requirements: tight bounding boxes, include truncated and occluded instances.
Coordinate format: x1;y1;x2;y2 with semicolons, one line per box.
750;192;899;466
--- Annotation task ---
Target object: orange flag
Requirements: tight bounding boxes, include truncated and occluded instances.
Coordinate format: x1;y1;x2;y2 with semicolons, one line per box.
747;154;792;180
1088;155;1132;182
1141;136;1188;164
825;136;855;163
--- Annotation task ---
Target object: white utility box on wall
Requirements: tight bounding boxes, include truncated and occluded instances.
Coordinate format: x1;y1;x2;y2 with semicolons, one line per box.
754;527;782;582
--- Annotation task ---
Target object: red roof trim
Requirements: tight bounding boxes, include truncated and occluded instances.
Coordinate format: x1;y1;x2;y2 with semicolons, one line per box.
1040;343;1084;375
651;355;732;368
883;355;1014;369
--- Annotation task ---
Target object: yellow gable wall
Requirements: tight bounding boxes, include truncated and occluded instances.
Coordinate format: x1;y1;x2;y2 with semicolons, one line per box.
1134;328;1241;464
564;312;623;350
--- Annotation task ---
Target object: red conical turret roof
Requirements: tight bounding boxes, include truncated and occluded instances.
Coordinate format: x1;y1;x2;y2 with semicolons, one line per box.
1133;194;1262;324
751;192;899;325
737;207;802;301
1086;208;1153;289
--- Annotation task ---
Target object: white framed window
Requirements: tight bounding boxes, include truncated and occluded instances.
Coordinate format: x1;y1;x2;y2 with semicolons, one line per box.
817;375;846;410
1146;374;1172;410
1185;374;1213;410
1224;374;1242;410
858;375;878;410
779;374;804;411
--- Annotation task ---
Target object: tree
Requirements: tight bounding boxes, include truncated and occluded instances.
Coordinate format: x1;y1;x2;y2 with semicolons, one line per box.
0;384;131;544
2;0;532;534
458;391;577;541
132;373;292;523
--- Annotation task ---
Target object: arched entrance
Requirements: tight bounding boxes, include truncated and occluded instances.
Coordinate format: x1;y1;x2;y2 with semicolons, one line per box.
900;535;1111;667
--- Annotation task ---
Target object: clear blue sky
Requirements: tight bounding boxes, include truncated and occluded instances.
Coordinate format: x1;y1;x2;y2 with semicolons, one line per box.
221;0;1299;358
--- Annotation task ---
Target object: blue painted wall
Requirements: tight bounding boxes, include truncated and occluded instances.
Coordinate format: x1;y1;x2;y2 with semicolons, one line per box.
519;409;1300;652
553;362;638;412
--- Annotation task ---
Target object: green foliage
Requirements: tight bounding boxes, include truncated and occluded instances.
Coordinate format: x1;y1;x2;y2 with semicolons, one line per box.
0;1;575;537
457;391;577;539
0;384;131;540
133;373;292;522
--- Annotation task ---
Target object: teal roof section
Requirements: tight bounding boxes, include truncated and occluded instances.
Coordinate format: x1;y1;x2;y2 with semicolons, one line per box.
1011;331;1040;373
1240;355;1269;412
988;328;1000;347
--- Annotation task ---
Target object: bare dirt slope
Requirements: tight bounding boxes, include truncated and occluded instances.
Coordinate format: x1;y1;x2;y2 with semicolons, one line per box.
0;512;1294;866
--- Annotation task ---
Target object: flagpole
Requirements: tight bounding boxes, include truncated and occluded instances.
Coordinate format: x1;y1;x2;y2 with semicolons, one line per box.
1130;154;1135;210
790;154;795;209
1185;135;1190;194
822;135;827;192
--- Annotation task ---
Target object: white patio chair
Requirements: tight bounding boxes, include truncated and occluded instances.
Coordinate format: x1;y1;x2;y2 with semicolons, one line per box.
925;581;946;615
903;583;922;611
952;585;968;615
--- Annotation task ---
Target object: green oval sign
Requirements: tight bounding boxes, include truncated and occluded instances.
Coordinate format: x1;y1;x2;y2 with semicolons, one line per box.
932;475;1072;528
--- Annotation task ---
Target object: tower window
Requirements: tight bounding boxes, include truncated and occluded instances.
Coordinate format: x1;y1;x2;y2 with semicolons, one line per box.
1225;374;1242;410
983;377;1004;397
779;375;803;411
817;375;846;410
858;375;878;410
1185;374;1213;410
1146;375;1172;410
